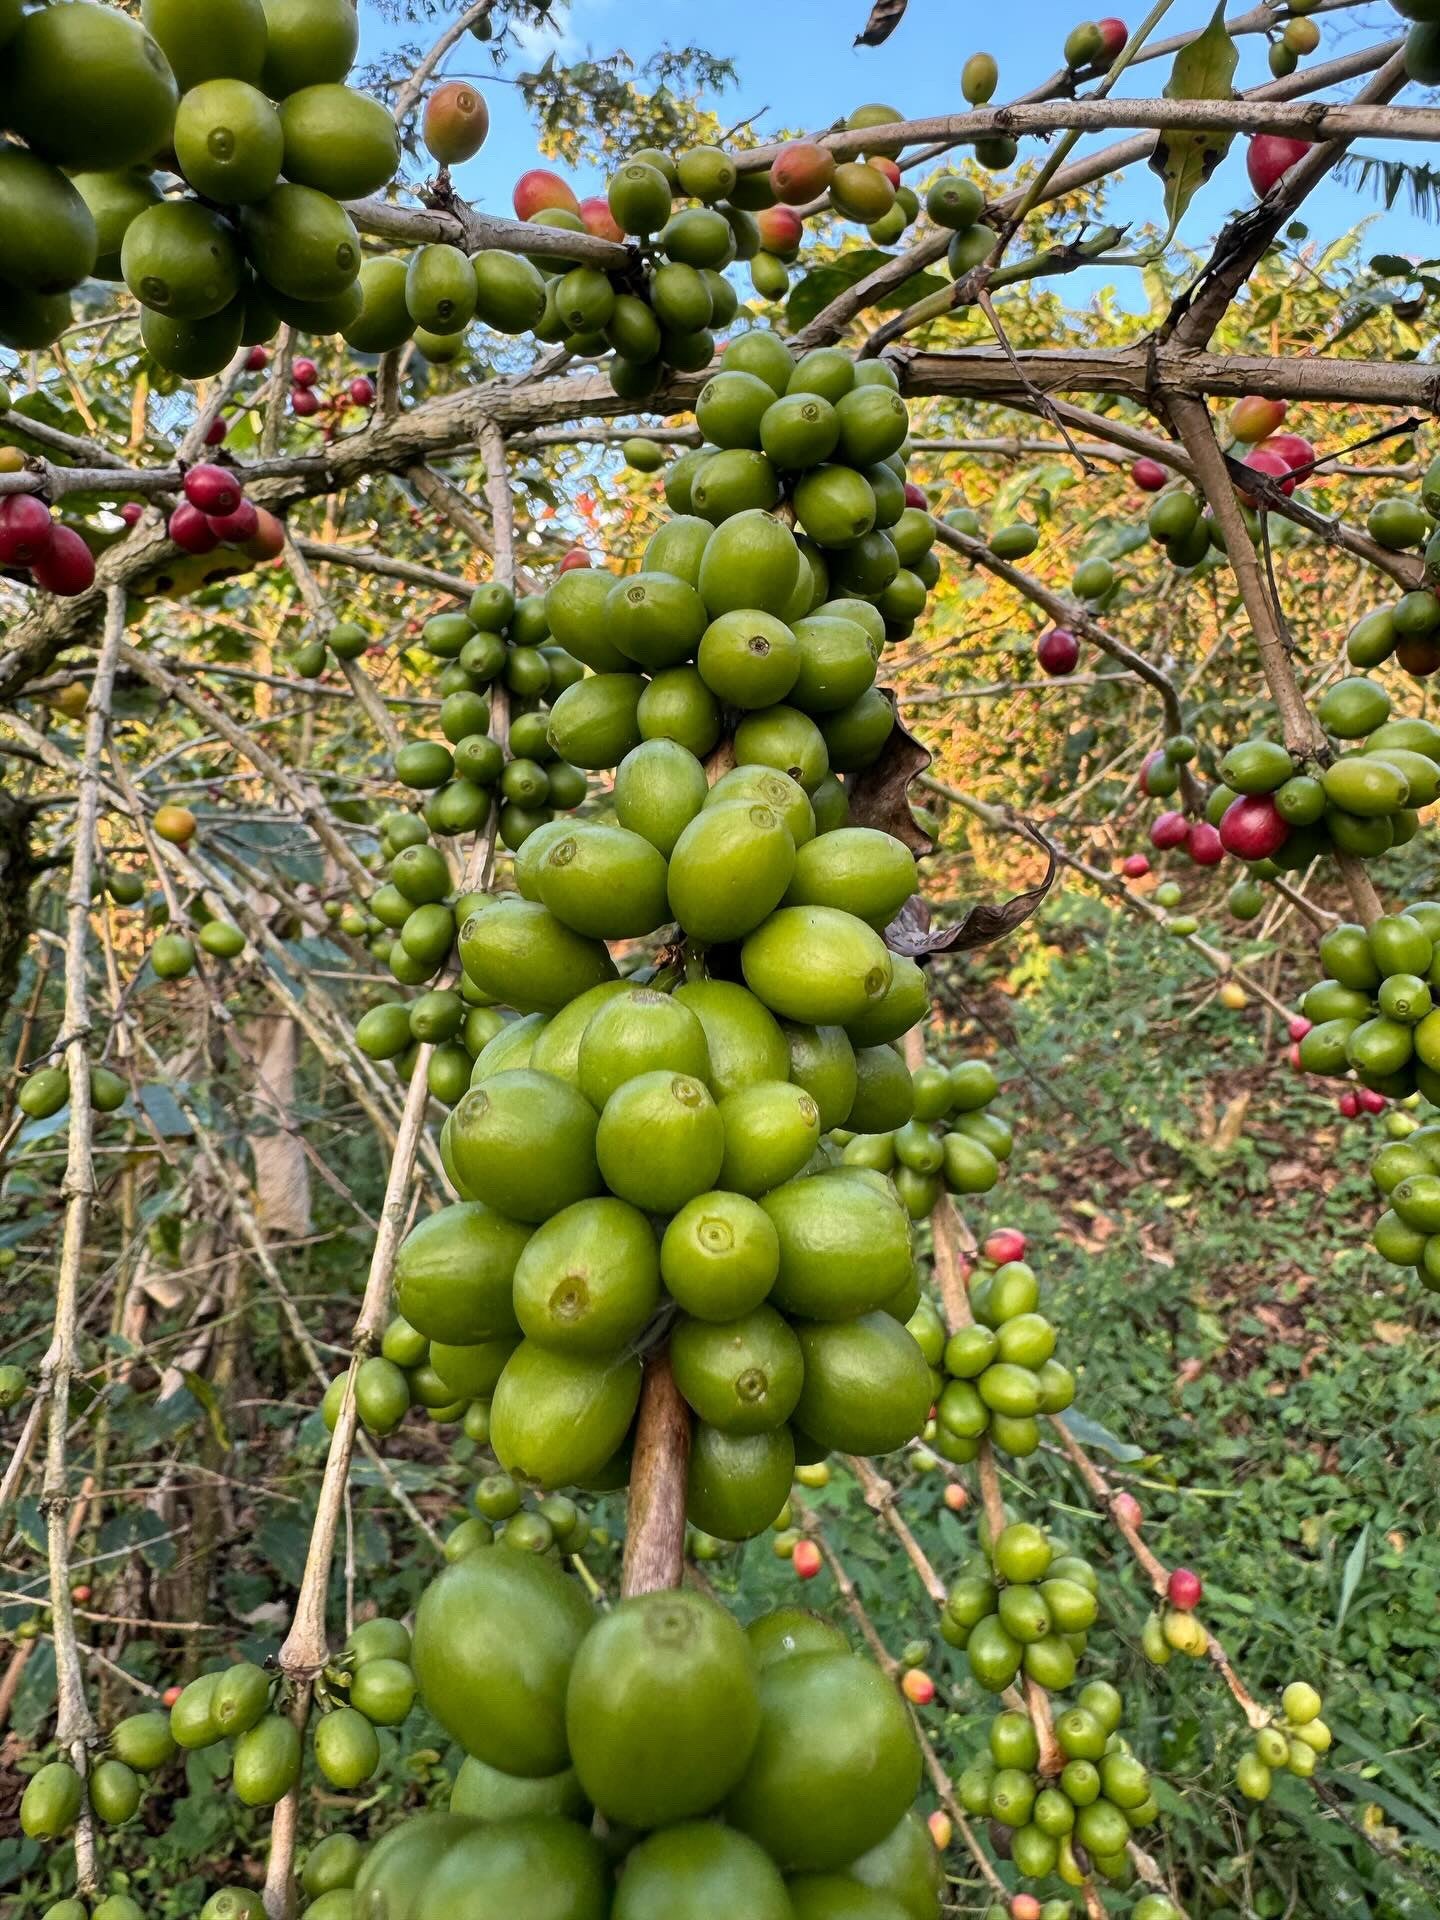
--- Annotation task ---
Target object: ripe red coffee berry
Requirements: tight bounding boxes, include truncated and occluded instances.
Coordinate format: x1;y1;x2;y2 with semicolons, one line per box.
901;1669;936;1705
514;168;581;221
1187;821;1224;866
1357;1087;1388;1114
31;524;96;596
1121;853;1150;878
244;507;286;562
1236;445;1295;506
1289;1042;1302;1070
579;196;624;244
1246;133;1314;197
1132;456;1167;491
0;494;56;566
1219;793;1290;861
1036;626;1079;676
1168;1566;1203;1610
204;417;228;447
1149;810;1191;851
1096;16;1128;56
1267;431;1316;479
771;140;835;205
983;1227;1026;1264
169;502;220;555
183;465;242;517
1229;395;1288;443
119;502;143;527
559;547;591;572
208;499;260;544
1337;1090;1359;1118
291;388;321;418
1114;1490;1143;1529
245;346;270;372
1288;1015;1312;1041
793;1539;822;1580
349;376;376;408
292;358;319;389
904;482;928;509
756;205;805;255
943;1482;968;1512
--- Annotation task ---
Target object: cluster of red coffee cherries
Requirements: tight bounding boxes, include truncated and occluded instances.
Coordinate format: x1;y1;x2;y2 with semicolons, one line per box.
0;492;97;597
1149;808;1224;867
290;356;376;424
166;464;284;560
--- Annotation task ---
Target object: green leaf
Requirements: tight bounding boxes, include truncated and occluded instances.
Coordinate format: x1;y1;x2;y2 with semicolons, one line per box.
1148;2;1238;237
1322;1765;1440;1854
785;249;946;330
1058;1408;1146;1463
180;1369;231;1453
1333;1523;1369;1634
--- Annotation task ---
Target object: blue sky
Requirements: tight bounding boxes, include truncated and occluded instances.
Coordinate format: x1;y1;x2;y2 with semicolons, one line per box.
360;0;1437;291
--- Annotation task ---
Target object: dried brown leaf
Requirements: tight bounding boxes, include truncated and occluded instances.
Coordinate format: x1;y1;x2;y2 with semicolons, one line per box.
884;824;1058;958
855;0;908;46
845;695;935;855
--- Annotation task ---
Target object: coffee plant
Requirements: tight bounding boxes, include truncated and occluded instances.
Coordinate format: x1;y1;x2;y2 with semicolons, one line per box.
2;2;1438;1917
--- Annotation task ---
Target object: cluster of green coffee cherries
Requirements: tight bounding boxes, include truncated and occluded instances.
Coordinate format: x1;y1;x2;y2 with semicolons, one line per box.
536;358;935;790
1234;1682;1333;1803
21;1620;414;1875
17;1062;129;1125
1297;905;1440;1107
340;234;602;368
1;0;402;367
1222;689;1440;862
384;580;591;846
958;1684;1160;1890
1140;481;1305;575
912;1258;1075;1466
1346;454;1440;680
16;911;248;1121
577;344;938;660
942;1521;1099;1695
835;1053;1014;1218
1369;1105;1440;1287
320;1309;503;1440
518;101;987;397
348;1552;940;1920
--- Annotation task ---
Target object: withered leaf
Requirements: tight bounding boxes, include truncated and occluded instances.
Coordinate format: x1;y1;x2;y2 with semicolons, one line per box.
845;694;935;856
885;821;1057;958
855;0;908;46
